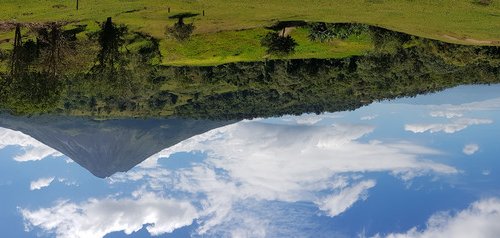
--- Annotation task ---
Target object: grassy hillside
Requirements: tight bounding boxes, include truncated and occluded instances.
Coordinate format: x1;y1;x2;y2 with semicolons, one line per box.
2;0;499;41
0;0;499;65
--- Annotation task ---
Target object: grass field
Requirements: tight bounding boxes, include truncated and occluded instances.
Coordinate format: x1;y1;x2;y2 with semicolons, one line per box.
161;27;373;65
0;0;499;65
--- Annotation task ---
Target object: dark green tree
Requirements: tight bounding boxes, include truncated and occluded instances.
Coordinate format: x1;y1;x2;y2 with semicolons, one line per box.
261;32;298;55
165;13;198;41
96;17;127;72
166;22;195;41
10;25;38;77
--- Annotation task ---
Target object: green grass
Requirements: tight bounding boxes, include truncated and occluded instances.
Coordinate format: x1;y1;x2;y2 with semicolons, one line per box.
161;27;373;66
1;0;498;41
0;0;499;66
161;28;268;66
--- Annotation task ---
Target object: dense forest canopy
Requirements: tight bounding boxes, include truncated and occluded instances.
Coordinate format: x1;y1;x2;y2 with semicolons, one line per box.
0;20;498;120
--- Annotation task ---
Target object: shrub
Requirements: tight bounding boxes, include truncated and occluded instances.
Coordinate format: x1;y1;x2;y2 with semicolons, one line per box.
260;32;298;55
165;22;195;41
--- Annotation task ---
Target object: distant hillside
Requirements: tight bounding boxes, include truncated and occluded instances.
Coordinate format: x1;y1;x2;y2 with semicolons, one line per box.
0;115;233;177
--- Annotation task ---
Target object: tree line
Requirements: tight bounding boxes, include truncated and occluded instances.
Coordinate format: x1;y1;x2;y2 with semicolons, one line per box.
0;20;498;119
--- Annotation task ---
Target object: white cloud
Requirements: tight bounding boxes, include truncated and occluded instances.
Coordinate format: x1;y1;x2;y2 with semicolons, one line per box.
316;180;376;217
361;115;378;120
293;115;324;125
21;114;462;237
21;191;198;238
463;144;479;155
15;146;63;162
57;178;79;187
169;122;456;182
406;97;500;134
30;177;55;191
405;118;492;134
279;113;344;126
376;198;500;238
0;127;63;161
122;120;458;235
108;168;171;190
429;111;463;119
428;97;500;119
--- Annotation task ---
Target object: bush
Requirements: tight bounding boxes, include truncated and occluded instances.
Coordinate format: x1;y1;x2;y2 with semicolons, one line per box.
308;23;368;42
166;23;195;41
472;0;492;6
260;32;298;55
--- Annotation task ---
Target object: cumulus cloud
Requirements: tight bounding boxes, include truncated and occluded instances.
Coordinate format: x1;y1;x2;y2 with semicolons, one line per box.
20;191;198;238
134;121;456;197
463;144;479;155
375;198;500;238
22;115;462;237
168;122;456;181
405;118;492;134
121;120;458;235
316;180;376;217
30;177;55;191
0;127;63;161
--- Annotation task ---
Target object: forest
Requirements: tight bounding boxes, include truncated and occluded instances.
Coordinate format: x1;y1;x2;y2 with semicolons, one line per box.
0;19;498;120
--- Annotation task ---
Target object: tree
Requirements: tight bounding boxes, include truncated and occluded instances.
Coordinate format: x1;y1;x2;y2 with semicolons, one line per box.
166;22;195;41
165;13;198;41
260;32;298;55
260;21;304;55
6;71;62;114
36;23;67;76
4;24;63;114
369;26;411;53
11;25;26;77
96;17;127;73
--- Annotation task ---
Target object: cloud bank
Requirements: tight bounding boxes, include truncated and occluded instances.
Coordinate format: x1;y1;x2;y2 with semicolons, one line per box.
406;97;500;134
21;117;460;238
405;118;492;134
376;198;500;238
21;191;198;238
132;121;457;235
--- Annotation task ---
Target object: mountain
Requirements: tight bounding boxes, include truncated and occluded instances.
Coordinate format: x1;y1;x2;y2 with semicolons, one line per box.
0;114;234;178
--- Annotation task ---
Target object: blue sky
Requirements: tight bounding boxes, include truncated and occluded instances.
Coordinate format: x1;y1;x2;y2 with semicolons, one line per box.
1;84;500;238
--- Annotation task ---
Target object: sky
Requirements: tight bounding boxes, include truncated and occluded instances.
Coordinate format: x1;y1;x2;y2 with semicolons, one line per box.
1;84;500;238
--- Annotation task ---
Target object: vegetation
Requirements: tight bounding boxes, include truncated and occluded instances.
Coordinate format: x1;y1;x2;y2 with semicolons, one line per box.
165;13;198;41
308;23;367;42
0;0;498;66
472;0;493;6
165;22;195;42
261;32;298;55
0;22;498;119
